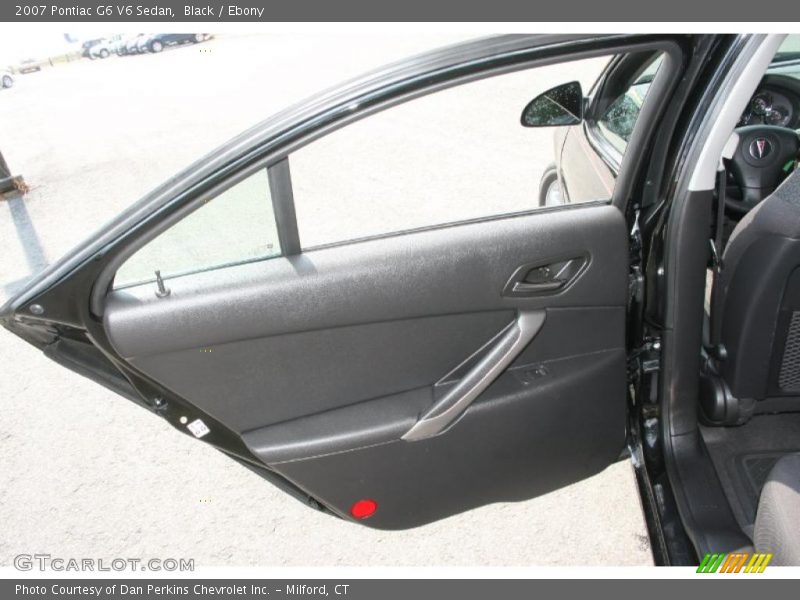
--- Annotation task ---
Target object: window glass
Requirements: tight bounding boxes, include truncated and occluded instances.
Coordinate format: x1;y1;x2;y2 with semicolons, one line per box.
114;169;280;288
597;53;664;152
772;34;800;64
737;37;800;129
289;57;611;248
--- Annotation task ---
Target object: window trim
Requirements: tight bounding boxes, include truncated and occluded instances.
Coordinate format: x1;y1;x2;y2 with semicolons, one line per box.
268;159;301;256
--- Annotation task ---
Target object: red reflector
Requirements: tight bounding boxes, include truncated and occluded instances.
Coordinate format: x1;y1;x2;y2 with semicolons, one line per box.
350;499;378;519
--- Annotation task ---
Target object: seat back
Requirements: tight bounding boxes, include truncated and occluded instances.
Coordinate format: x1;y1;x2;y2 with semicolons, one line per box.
718;171;800;405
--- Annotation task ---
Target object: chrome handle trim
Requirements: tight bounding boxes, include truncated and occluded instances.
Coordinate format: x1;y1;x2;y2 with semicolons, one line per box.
402;310;546;441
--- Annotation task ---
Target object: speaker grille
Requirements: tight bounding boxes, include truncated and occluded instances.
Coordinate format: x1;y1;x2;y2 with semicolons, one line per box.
779;311;800;391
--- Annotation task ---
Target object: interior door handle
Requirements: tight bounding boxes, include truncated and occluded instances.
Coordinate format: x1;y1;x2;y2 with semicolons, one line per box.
402;310;546;442
503;256;587;297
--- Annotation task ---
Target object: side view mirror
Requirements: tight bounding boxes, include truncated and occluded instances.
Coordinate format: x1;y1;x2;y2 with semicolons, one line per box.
520;81;583;128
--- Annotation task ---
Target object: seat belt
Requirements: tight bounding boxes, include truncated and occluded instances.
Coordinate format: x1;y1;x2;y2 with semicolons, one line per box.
708;132;739;360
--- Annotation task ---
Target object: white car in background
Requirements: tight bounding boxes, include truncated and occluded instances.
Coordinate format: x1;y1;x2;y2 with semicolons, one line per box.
89;38;118;60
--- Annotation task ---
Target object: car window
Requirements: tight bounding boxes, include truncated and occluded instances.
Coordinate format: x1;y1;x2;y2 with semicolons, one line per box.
763;35;800;83
771;34;800;65
288;56;610;249
739;36;800;129
112;49;667;283
597;54;664;153
113;169;280;288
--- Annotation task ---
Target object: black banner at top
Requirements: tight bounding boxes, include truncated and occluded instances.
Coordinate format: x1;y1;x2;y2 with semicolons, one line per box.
2;0;800;22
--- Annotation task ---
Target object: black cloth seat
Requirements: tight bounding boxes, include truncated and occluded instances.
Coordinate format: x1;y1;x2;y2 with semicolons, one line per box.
716;171;800;409
754;453;800;565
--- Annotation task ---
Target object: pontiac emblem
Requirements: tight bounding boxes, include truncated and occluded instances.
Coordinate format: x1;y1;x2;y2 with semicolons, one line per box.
749;137;772;160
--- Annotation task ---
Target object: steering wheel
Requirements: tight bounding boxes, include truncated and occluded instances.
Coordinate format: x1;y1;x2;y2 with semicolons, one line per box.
726;125;800;213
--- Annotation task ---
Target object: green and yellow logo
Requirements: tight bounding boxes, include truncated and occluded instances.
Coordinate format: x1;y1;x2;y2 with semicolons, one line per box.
697;552;773;573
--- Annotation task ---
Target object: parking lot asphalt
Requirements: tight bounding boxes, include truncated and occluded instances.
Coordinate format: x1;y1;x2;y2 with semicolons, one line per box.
0;33;652;566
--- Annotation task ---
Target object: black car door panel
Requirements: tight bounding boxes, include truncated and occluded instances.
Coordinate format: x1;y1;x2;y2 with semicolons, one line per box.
122;311;516;429
101;204;628;528
260;348;625;529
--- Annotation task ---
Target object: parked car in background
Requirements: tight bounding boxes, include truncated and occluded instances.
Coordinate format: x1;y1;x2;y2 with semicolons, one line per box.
81;39;104;59
120;33;212;55
136;35;152;54
89;36;121;60
537;55;660;207
113;32;212;57
144;33;211;53
115;35;140;56
1;69;13;89
124;34;147;55
17;59;42;74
